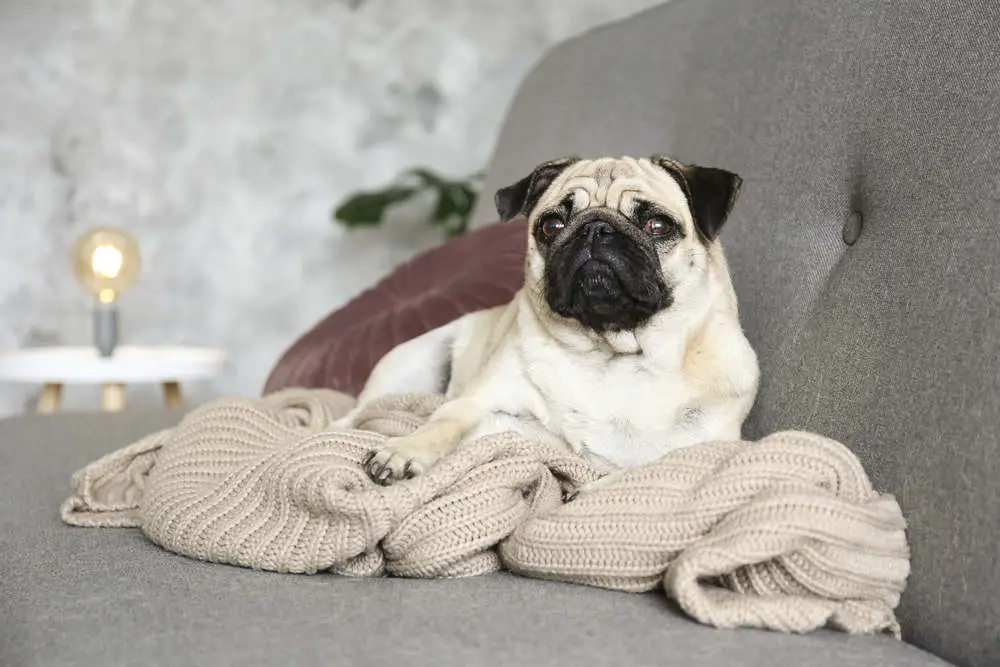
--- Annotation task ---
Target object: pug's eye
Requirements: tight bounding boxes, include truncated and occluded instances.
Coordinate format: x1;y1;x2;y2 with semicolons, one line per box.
644;216;673;237
540;217;566;238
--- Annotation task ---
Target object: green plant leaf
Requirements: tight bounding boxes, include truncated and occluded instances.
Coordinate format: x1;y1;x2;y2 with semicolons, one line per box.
443;215;468;237
430;186;457;225
331;165;483;237
453;183;475;216
333;185;418;227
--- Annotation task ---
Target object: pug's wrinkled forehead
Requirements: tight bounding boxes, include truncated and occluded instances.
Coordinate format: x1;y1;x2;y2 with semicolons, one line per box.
535;157;690;222
495;155;743;244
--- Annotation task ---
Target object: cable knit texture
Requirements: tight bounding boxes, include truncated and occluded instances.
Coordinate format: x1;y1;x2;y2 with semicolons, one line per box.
60;388;910;637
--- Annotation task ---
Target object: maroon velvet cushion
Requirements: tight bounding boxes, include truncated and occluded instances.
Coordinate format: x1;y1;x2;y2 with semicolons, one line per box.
263;219;528;397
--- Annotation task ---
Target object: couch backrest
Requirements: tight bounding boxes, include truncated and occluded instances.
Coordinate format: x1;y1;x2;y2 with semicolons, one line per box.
472;2;1000;665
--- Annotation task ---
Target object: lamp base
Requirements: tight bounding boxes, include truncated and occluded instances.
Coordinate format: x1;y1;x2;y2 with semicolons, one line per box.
93;302;119;357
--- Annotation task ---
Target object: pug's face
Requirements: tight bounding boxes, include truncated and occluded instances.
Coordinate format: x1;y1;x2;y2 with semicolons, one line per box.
495;155;743;333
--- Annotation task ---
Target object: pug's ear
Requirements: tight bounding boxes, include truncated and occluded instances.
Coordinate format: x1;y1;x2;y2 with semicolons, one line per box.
494;157;580;222
650;155;743;242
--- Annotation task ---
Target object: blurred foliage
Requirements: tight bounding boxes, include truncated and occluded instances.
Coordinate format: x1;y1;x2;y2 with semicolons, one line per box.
333;167;484;238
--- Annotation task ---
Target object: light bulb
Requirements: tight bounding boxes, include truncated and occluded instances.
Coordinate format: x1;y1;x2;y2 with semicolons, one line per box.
71;227;141;304
70;226;141;357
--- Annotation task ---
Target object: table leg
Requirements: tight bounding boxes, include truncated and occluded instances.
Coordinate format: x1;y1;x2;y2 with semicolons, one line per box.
37;383;63;414
162;381;184;409
101;383;126;412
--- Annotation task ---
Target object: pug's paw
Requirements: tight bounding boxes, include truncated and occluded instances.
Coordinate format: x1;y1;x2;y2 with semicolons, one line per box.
363;437;442;486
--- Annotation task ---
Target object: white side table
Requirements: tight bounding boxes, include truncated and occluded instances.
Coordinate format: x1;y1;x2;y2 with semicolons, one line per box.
0;346;227;414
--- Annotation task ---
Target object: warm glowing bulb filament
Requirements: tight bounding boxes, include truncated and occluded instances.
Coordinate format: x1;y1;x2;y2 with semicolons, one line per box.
91;244;124;279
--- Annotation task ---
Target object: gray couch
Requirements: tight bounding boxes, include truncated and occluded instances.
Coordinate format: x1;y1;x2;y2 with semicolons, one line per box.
2;1;997;666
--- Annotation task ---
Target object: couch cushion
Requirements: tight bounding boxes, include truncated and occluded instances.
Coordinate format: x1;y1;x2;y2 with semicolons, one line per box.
471;1;1000;665
0;412;950;667
263;219;527;397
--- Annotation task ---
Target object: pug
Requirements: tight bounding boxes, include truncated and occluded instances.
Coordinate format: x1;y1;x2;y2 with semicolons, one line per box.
337;155;759;485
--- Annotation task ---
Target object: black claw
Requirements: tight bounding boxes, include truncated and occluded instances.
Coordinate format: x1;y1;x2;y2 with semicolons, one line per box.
403;461;415;478
377;467;392;484
362;450;376;466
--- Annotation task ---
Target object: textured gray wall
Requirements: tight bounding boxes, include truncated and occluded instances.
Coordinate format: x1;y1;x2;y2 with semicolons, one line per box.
0;0;662;416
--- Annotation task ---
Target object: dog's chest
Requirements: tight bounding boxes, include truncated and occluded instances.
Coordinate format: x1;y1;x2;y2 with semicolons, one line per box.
524;348;704;469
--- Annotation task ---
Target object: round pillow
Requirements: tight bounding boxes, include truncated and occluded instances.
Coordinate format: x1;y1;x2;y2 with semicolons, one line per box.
263;219;528;397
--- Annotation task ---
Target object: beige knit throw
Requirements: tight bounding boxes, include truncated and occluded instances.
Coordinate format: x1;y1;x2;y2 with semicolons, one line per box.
60;388;909;638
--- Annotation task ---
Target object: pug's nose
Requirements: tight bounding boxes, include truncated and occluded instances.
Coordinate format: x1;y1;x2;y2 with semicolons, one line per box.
585;219;615;246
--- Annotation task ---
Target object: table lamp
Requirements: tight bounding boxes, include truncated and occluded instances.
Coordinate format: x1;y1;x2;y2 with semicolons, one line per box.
70;227;141;357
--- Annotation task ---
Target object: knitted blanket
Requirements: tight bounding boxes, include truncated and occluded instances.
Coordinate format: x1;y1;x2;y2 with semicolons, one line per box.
60;389;909;637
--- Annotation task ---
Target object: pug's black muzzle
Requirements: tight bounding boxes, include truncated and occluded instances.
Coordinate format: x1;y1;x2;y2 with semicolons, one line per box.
544;210;672;332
